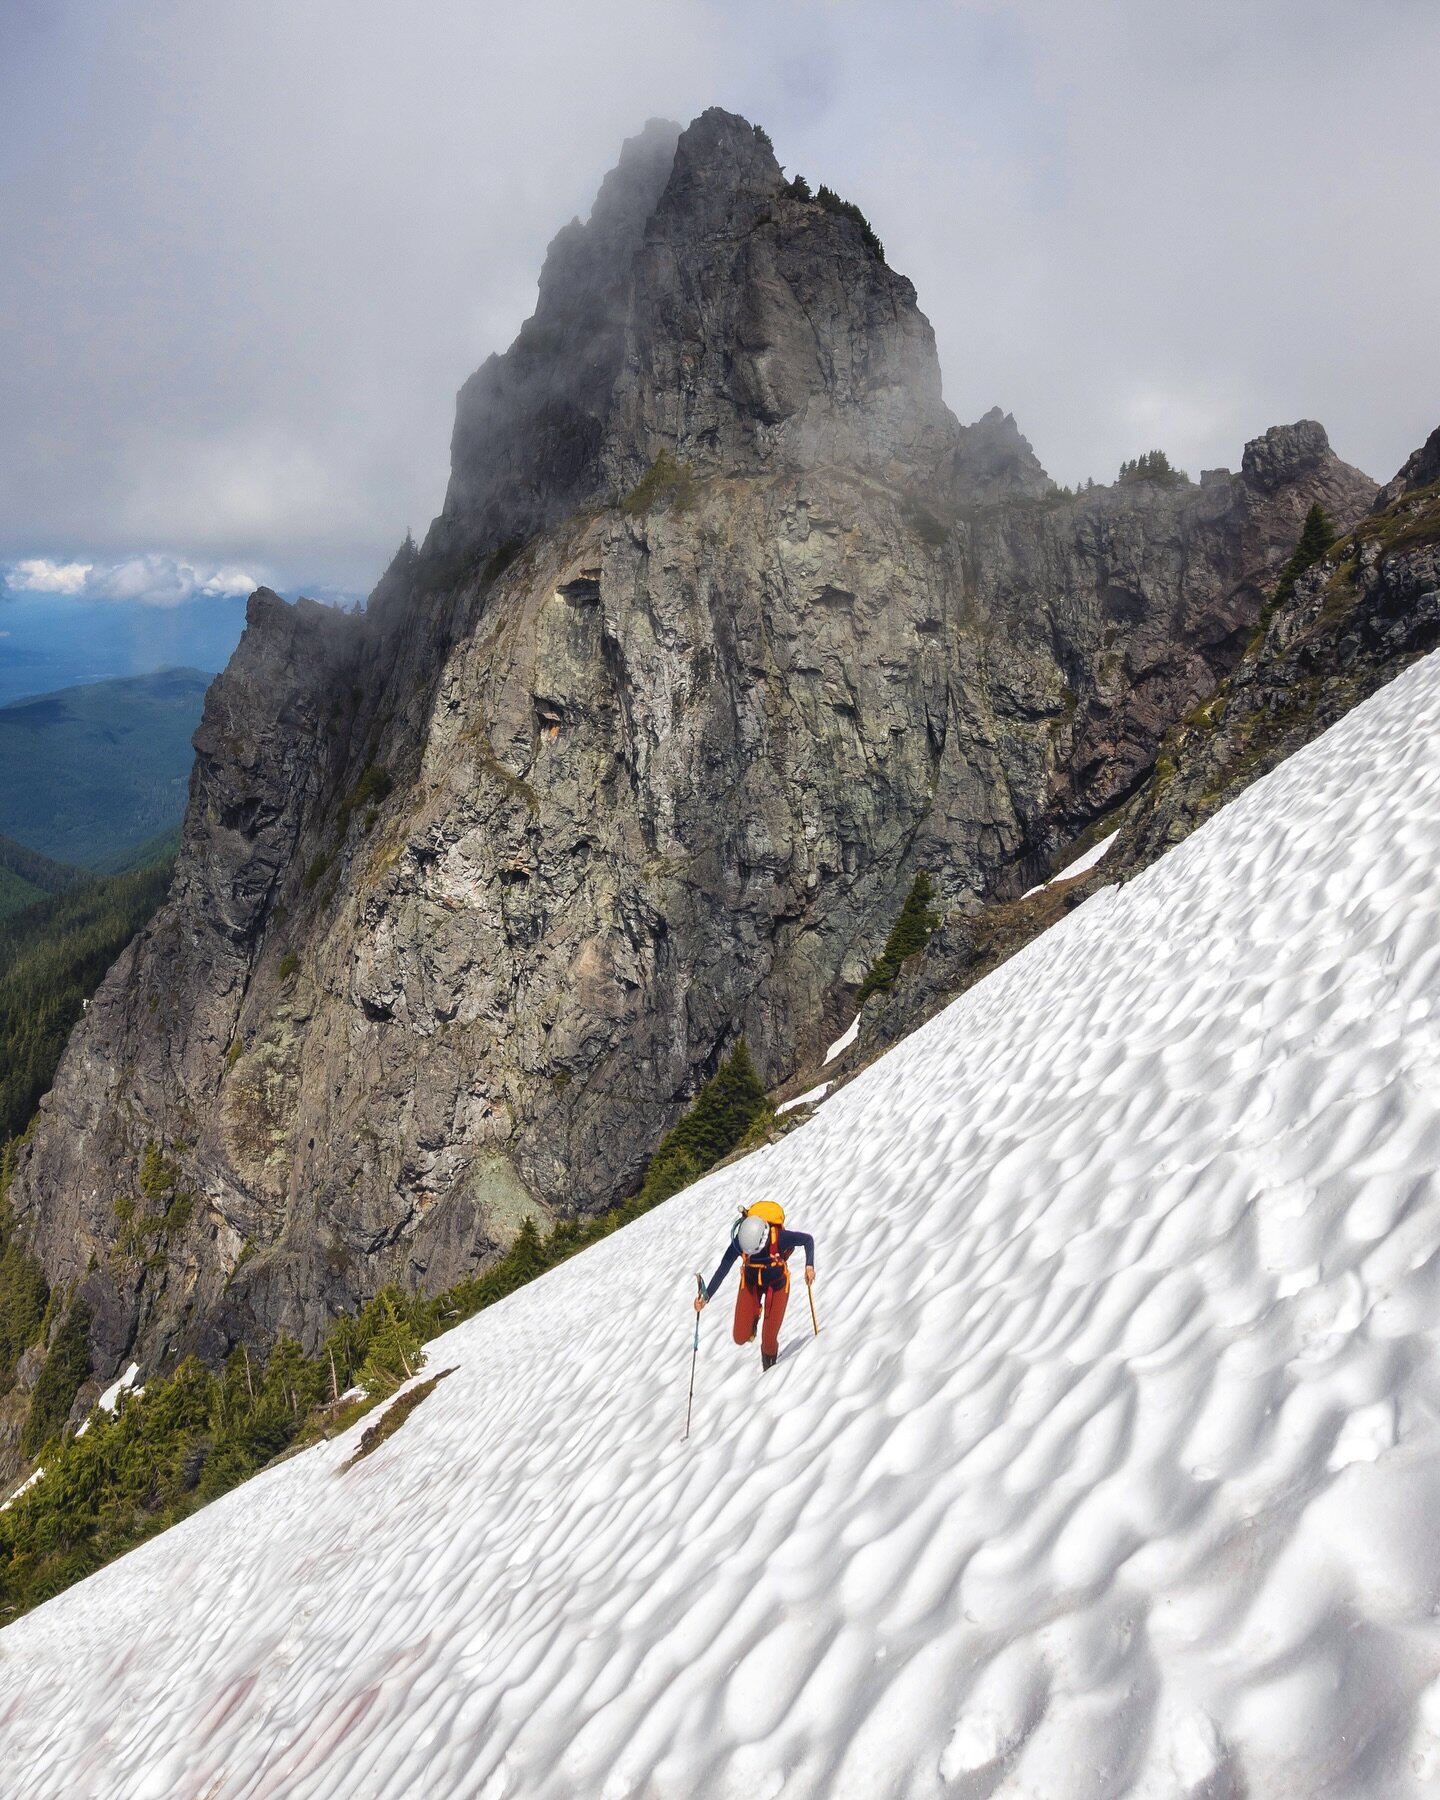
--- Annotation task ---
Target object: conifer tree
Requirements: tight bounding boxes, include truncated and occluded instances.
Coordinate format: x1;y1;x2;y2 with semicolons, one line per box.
505;1218;549;1284
1272;501;1337;609
0;1233;48;1388
639;1041;770;1206
1117;449;1188;487
857;872;942;1003
21;1300;92;1457
358;1292;425;1394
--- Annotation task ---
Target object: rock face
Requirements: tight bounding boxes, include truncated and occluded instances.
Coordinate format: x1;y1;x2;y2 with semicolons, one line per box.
8;108;1378;1404
1119;435;1440;866
850;426;1440;1074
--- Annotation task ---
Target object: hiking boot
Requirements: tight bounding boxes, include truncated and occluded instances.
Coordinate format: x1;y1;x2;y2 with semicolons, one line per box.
761;1351;778;1371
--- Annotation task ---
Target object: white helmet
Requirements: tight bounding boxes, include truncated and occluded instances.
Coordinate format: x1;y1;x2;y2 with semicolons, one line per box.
736;1215;770;1256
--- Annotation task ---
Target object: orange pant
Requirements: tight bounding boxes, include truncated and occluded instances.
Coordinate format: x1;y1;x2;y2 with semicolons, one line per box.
733;1275;789;1357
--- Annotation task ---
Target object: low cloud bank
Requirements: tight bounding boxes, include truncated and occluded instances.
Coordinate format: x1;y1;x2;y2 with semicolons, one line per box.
5;554;260;608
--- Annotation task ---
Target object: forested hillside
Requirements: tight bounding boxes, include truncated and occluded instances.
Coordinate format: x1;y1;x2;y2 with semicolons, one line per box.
0;836;82;925
0;1042;772;1621
0;863;173;1146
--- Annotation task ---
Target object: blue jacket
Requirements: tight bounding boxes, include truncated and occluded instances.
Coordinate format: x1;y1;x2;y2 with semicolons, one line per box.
704;1227;815;1302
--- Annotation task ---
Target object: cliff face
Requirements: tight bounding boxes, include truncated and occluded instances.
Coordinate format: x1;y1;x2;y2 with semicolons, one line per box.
1119;426;1440;865
8;109;1376;1403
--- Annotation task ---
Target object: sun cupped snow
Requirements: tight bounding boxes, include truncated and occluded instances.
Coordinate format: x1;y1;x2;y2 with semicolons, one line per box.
6;656;1440;1795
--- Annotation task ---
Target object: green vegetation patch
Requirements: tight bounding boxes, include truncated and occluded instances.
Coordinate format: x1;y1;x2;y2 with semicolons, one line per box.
0;1286;432;1622
1353;478;1440;563
357;1291;426;1395
1274;502;1337;611
20;1300;92;1460
0;1208;49;1391
814;184;884;262
1117;449;1189;488
636;1042;770;1209
857;871;942;1004
0;1035;784;1622
1240;502;1338;656
784;175;885;261
110;1139;198;1268
336;763;394;839
621;450;698;517
301;851;332;892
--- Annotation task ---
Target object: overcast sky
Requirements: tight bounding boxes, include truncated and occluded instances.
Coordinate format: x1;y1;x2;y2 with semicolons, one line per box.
2;0;1437;604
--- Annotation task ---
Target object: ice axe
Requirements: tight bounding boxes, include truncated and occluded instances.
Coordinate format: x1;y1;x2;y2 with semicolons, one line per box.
806;1272;820;1337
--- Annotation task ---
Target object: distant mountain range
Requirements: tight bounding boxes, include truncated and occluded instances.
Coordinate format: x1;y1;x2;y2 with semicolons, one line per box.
0;590;246;709
0;667;211;869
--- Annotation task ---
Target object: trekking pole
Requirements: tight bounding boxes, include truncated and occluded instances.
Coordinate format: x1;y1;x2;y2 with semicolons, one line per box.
806;1277;820;1337
683;1274;704;1441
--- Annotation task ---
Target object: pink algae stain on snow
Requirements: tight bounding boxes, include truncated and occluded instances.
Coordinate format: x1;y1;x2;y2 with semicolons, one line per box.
254;1685;386;1798
251;1639;432;1798
198;1667;260;1737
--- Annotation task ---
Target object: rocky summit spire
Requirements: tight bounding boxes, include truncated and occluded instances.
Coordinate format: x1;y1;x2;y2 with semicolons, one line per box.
430;108;959;562
602;108;957;496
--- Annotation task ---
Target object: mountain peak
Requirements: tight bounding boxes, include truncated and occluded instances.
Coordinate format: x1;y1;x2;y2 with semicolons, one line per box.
1240;419;1333;492
429;109;957;563
646;107;783;238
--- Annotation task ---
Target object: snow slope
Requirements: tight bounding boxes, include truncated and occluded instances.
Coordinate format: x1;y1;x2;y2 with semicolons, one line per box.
7;654;1440;1797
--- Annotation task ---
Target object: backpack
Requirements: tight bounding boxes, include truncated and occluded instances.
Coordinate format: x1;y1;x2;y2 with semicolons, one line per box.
733;1201;788;1292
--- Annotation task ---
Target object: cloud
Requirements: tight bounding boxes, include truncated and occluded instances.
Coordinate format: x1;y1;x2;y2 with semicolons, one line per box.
6;554;260;608
0;0;1436;590
11;558;92;594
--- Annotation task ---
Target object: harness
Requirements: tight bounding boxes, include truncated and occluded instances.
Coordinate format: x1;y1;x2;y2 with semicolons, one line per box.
740;1222;790;1295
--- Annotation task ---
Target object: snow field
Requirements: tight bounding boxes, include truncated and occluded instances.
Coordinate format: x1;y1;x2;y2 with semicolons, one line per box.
6;655;1440;1795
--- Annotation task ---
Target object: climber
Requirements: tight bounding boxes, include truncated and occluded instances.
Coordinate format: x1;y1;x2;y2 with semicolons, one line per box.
694;1200;815;1370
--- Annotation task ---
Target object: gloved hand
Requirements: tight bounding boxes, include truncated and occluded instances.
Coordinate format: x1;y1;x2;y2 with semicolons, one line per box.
694;1293;707;1312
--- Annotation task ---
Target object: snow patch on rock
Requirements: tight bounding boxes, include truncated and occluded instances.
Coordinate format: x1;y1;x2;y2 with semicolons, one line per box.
777;1083;830;1115
1023;827;1117;896
823;1015;860;1064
